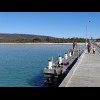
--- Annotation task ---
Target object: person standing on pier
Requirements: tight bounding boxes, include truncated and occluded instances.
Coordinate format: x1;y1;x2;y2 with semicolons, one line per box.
73;41;77;50
72;41;77;55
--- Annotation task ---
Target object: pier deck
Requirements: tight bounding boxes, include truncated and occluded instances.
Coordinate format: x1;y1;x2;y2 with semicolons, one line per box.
59;45;100;87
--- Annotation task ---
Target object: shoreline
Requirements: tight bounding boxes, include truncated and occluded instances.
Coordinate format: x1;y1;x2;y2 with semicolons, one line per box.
0;43;85;44
96;42;100;44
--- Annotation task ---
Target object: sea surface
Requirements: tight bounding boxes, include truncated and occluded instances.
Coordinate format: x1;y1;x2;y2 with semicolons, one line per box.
0;44;85;87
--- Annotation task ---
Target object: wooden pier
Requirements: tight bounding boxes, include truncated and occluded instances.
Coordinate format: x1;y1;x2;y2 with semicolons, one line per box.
59;44;100;87
43;45;86;86
43;46;85;77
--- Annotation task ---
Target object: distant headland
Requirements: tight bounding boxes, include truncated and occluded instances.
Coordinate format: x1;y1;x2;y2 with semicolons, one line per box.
0;33;96;43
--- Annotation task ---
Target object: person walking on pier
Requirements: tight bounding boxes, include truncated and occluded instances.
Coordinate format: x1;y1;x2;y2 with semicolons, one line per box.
92;46;95;54
87;42;91;53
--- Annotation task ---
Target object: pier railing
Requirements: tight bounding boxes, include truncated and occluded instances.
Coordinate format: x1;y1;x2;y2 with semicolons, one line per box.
93;43;100;53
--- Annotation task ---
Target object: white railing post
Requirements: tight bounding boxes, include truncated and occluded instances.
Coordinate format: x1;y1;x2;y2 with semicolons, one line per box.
64;53;68;59
59;55;62;64
48;59;52;69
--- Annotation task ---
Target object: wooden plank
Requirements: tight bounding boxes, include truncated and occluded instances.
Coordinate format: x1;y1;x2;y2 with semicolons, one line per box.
59;45;100;87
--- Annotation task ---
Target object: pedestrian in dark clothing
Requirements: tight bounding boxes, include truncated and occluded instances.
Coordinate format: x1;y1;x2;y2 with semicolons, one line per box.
87;42;91;53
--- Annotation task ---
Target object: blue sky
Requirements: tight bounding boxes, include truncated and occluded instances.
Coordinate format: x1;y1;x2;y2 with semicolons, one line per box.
0;12;100;39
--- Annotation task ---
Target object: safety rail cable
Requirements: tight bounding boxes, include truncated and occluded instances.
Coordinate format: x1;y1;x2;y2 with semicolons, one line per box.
95;45;100;54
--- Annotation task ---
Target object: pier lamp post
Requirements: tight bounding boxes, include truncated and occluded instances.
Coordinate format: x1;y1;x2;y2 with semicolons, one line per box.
86;25;87;48
86;21;91;48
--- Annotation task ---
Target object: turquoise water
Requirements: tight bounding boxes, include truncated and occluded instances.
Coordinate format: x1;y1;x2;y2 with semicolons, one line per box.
0;44;84;87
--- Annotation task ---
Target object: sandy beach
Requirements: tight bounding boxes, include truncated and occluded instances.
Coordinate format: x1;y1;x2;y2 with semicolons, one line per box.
0;43;85;44
95;42;100;44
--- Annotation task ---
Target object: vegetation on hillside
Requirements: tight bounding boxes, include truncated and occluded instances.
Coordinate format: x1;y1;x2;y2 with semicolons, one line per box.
96;38;100;42
0;33;88;43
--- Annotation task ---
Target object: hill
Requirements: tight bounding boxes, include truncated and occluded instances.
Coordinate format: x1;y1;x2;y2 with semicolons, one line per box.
0;33;54;43
0;33;87;43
